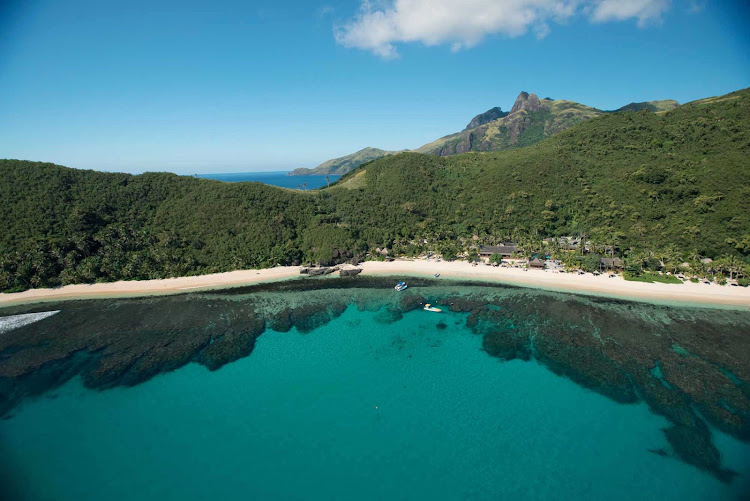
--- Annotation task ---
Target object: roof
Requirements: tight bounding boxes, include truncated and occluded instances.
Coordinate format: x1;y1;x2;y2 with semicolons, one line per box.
600;257;623;267
479;244;517;255
529;258;544;266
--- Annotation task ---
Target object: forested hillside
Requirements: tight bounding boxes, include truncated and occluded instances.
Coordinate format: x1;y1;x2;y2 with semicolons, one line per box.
335;89;750;257
290;147;401;175
1;88;748;291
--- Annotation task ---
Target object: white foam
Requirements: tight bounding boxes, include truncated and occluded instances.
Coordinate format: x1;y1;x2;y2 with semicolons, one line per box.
0;310;60;334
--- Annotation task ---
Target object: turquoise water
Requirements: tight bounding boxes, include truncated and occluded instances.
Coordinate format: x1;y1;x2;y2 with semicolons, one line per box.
197;171;341;189
1;305;748;500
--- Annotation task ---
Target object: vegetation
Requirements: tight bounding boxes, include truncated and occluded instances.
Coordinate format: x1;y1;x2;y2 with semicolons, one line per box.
489;254;504;265
1;88;748;292
614;100;680;113
623;272;683;284
415;95;604;156
289;147;401;176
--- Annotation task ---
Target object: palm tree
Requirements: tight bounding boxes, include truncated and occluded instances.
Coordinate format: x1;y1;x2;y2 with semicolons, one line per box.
718;254;741;280
654;246;676;273
303;182;307;191
661;245;681;274
579;231;587;255
626;249;649;273
325;176;330;188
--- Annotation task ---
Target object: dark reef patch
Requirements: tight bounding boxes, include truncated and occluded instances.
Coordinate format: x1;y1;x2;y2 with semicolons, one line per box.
664;423;738;483
482;328;531;361
268;308;293;332
0;291;351;414
374;307;403;324
1;279;749;482
199;315;266;371
399;293;427;312
435;290;750;483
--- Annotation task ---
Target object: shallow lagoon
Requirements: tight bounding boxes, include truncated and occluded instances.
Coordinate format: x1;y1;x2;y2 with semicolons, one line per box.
1;280;749;500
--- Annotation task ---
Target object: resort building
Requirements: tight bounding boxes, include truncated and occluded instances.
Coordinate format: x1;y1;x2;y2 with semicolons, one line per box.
479;244;518;261
600;257;624;270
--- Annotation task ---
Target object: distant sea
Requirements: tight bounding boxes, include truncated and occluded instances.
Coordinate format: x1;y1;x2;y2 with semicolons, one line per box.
197;171;341;189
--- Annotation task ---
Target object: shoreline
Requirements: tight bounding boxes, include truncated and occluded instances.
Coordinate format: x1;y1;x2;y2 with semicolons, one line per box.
1;259;749;310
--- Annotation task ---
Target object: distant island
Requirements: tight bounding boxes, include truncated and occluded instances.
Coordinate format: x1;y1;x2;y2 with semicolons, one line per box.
1;88;747;293
291;92;681;176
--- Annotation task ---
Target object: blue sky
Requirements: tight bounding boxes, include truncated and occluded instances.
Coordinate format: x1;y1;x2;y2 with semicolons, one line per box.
0;0;748;174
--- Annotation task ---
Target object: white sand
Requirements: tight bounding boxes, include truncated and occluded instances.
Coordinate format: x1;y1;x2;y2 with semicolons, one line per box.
1;259;748;309
0;267;303;306
359;260;750;309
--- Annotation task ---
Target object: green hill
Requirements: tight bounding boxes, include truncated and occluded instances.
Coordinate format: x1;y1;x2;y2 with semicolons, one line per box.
289;147;401;175
615;99;680;113
296;92;679;176
1;88;748;291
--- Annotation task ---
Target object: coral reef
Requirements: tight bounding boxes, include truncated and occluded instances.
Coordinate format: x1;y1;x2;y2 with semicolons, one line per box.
1;277;749;481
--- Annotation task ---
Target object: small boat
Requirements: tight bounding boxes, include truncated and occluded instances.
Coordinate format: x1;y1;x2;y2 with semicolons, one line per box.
394;281;408;291
434;273;440;277
423;303;442;312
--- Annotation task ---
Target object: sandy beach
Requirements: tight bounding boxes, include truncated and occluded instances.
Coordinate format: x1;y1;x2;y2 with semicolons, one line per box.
360;260;750;309
1;259;749;309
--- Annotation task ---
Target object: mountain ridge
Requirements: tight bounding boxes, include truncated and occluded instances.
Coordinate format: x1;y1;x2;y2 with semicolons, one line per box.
296;92;680;175
415;92;599;156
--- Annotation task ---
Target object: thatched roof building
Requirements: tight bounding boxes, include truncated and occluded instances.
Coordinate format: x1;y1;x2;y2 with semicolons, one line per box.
479;244;518;258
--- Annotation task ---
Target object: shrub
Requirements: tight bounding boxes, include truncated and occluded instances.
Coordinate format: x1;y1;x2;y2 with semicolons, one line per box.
624;272;682;284
489;253;503;265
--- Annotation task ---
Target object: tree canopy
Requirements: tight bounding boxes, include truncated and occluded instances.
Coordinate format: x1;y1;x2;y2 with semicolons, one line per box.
2;88;749;291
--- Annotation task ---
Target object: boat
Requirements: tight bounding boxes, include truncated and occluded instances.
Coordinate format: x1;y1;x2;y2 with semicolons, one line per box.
423;303;442;312
434;273;440;277
394;281;408;291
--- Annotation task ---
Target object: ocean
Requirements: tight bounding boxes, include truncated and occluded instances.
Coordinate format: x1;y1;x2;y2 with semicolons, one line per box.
1;278;749;500
197;171;342;189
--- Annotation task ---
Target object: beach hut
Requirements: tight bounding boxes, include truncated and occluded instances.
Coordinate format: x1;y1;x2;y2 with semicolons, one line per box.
600;257;623;271
529;258;545;269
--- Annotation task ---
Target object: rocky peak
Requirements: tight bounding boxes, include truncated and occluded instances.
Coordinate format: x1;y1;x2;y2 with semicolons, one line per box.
510;91;542;114
464;106;507;130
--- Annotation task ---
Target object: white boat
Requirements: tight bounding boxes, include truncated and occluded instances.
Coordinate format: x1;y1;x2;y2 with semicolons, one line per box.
423;303;442;312
394;281;408;291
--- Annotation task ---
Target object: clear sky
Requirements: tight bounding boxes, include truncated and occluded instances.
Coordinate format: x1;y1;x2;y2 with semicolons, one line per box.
0;0;748;174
